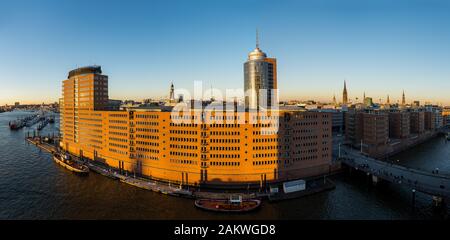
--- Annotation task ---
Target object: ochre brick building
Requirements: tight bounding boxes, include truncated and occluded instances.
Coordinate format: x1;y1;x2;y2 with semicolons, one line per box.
60;66;332;187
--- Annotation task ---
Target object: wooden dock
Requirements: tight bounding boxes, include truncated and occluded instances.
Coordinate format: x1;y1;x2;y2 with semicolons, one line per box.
26;137;58;154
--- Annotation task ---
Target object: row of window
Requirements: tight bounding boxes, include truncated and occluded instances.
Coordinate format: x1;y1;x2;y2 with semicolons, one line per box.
110;125;127;130
210;131;240;136
208;123;240;128
136;121;158;126
209;116;240;121
293;136;318;141
253;153;279;158
110;131;128;137
170;159;197;165
210;146;240;151
253;145;280;150
136;134;159;140
210;161;240;167
136;154;158;161
170;123;198;127
136;147;159;153
170;144;198;150
252;130;278;135
109;142;127;149
294;122;319;126
210;138;240;143
253;160;280;166
78;122;102;128
253;138;278;143
293;149;318;154
170;130;198;135
292;155;318;161
136;114;159;119
210;154;240;159
170;151;198;157
109;120;127;124
136;128;158;133
109;148;127;155
170;137;198;142
136;141;159;147
109;137;127;143
109;114;127;118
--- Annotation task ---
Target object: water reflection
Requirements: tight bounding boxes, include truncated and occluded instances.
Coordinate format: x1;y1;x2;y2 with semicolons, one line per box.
0;111;448;219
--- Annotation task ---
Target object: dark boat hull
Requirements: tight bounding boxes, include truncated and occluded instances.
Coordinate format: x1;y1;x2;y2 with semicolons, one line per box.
53;153;89;175
194;199;261;213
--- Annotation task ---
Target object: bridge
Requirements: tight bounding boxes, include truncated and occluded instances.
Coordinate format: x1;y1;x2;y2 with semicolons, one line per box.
333;131;450;205
339;146;450;197
332;137;450;205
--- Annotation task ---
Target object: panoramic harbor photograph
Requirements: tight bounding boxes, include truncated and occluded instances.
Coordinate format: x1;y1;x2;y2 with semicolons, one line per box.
0;0;449;238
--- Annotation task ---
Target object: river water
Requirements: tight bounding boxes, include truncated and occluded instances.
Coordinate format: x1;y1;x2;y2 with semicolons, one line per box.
0;111;448;219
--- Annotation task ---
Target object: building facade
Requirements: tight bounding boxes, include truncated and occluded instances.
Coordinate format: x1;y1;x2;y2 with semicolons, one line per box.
344;110;364;145
389;112;410;139
362;112;389;147
60;66;332;187
410;111;425;134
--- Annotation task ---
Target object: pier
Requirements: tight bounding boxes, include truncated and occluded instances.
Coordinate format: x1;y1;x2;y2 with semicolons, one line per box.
26;135;333;202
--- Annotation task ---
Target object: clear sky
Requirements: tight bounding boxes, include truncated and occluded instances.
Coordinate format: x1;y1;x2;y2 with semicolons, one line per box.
0;0;449;106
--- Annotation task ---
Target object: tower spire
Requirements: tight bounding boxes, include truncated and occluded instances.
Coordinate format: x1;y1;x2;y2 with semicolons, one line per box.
402;90;406;105
210;84;215;101
256;28;259;49
169;81;175;102
342;79;348;104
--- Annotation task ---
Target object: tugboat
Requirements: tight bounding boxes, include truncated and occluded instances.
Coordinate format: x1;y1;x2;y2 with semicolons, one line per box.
194;196;261;213
9;120;24;130
53;153;89;175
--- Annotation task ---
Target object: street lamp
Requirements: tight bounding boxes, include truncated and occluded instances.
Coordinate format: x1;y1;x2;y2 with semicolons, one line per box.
338;142;341;159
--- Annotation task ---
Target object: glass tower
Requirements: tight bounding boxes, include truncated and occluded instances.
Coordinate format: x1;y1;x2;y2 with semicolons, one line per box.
244;38;277;110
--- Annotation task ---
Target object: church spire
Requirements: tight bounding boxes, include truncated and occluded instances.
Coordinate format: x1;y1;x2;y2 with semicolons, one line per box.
342;80;348;104
402;90;406;105
169;81;175;102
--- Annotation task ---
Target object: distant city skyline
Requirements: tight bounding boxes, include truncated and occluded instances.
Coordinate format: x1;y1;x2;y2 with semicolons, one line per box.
1;0;449;106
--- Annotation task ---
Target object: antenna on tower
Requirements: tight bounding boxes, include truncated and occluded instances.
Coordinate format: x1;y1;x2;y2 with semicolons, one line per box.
256;28;259;49
210;84;215;102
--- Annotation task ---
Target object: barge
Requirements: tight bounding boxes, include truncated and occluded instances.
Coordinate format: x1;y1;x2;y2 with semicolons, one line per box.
194;196;261;213
53;153;89;175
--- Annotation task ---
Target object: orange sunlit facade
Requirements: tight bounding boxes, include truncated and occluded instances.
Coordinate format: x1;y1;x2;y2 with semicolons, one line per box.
60;66;332;187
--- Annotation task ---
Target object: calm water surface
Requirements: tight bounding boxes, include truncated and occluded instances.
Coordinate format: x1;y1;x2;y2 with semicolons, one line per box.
0;111;448;219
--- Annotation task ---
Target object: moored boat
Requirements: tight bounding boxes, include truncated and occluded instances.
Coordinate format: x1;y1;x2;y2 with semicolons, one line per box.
194;196;261;213
37;118;49;130
53;153;89;174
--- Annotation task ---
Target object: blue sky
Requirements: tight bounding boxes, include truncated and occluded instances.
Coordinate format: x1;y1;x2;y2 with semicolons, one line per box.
0;0;449;105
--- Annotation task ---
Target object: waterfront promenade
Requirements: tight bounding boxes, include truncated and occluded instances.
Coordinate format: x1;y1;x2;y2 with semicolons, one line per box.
25;136;267;200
